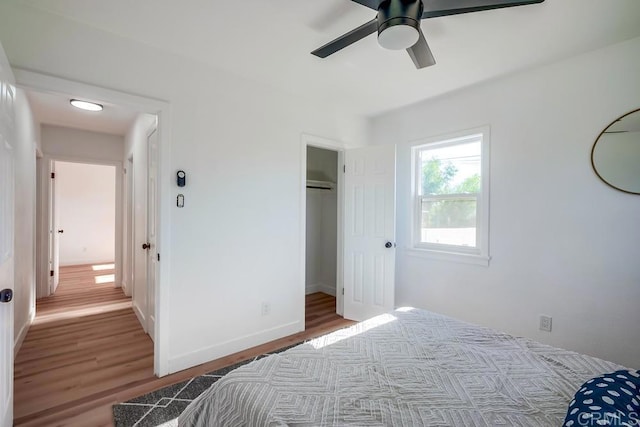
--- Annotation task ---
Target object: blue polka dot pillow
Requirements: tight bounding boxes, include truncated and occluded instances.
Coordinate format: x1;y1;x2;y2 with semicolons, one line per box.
564;369;640;426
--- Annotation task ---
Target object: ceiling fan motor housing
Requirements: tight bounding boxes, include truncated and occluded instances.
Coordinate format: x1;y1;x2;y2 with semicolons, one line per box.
377;0;424;37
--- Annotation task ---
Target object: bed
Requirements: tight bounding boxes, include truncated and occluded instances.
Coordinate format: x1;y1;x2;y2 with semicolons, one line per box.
179;307;627;426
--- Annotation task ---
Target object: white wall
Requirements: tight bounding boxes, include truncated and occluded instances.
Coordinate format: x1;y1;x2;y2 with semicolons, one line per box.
13;87;39;354
55;161;116;266
371;36;640;369
0;6;369;374
42;125;124;163
305;191;337;295
307;146;338;183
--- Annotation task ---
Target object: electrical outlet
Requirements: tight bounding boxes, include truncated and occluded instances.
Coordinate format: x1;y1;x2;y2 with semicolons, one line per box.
261;302;270;316
539;315;552;332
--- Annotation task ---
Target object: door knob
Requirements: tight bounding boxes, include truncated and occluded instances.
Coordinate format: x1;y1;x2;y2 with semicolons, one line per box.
0;288;13;303
385;241;394;248
142;243;151;250
57;229;64;233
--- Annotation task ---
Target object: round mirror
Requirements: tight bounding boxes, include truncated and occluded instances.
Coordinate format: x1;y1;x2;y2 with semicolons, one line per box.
591;108;640;195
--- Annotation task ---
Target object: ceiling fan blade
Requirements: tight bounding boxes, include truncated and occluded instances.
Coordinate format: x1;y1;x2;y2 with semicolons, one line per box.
349;0;383;11
311;19;378;58
421;0;544;19
406;29;436;69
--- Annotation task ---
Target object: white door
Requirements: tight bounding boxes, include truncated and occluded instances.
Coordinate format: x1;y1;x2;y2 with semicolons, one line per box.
48;160;60;294
146;128;158;341
343;145;396;321
133;149;148;332
0;55;16;427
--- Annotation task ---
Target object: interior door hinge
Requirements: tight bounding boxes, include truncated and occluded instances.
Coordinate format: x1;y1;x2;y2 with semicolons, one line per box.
342;287;344;295
343;165;346;173
157;253;160;262
51;172;55;179
50;270;54;277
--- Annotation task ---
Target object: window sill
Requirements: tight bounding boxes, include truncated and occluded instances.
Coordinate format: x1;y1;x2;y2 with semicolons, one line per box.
405;247;490;266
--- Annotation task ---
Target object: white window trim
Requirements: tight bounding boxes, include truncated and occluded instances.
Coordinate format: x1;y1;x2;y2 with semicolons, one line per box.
409;126;491;266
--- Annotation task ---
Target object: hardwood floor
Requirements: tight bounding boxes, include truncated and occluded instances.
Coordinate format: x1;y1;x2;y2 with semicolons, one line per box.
14;266;353;426
305;291;343;329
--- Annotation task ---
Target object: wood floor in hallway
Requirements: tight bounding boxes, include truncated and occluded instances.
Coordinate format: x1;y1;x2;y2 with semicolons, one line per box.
14;265;352;426
13;263;153;426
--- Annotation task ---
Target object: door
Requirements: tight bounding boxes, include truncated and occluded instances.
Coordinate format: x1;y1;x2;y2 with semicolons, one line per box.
0;56;16;427
48;160;60;294
125;157;134;296
343;145;396;321
146;128;158;341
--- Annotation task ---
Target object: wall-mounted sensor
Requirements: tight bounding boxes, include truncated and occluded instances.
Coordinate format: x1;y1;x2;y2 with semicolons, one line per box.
177;194;184;208
177;170;186;187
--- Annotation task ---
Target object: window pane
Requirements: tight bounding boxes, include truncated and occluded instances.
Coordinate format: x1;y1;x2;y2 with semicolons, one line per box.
419;139;481;196
421;198;477;247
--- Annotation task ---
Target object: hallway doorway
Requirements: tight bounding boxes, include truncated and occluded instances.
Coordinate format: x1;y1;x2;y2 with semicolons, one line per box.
16;68;171;380
48;160;118;295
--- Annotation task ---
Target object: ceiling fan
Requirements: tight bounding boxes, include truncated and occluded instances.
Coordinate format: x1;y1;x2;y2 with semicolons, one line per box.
311;0;545;69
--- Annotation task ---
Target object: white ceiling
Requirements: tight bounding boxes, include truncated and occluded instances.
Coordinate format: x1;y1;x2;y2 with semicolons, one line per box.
27;90;139;136
14;0;640;125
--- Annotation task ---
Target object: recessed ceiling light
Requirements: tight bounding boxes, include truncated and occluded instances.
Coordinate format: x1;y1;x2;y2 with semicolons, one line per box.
70;99;103;112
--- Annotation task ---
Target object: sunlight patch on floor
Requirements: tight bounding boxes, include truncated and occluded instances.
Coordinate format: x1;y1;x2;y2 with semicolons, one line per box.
33;300;133;325
92;263;115;271
95;274;115;284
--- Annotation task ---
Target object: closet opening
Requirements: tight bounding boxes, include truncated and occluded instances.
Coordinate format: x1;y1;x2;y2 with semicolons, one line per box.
305;145;343;329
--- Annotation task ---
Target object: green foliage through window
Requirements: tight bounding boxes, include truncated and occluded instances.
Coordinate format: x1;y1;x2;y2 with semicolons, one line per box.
421;158;480;229
422;158;457;195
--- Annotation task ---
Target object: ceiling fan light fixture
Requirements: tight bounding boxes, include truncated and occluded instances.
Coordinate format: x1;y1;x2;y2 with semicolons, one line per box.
70;99;103;112
378;23;419;50
377;0;423;51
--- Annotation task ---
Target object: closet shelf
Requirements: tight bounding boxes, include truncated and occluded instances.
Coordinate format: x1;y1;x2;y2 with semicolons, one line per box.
306;179;335;190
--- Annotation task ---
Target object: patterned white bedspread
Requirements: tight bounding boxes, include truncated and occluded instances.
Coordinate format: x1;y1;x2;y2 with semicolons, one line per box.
179;308;624;426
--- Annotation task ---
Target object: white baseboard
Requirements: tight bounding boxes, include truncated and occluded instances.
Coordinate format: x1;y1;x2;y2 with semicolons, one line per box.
305;282;336;297
121;280;131;297
149;315;155;342
14;308;35;357
168;320;303;374
133;301;147;333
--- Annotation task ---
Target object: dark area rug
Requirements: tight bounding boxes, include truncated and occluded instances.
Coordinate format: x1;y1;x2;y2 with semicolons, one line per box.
112;343;301;427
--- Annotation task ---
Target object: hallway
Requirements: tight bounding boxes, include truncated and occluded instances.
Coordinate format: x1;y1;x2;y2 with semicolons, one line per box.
13;264;153;426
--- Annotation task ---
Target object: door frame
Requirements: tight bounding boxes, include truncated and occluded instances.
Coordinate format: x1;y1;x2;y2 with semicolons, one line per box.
42;157;123;293
300;134;347;319
145;126;158;341
15;69;172;377
47;159;59;295
129;122;159;339
123;155;134;297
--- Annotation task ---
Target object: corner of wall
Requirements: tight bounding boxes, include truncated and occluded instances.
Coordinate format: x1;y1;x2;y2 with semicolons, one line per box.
14;307;35;357
121;280;131;297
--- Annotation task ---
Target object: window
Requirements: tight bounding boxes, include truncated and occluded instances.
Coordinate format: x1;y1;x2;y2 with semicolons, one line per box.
411;127;490;265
